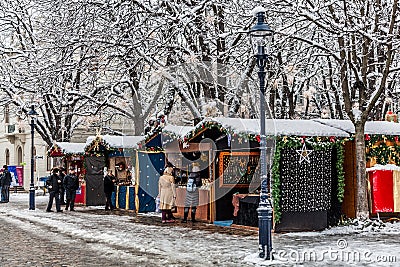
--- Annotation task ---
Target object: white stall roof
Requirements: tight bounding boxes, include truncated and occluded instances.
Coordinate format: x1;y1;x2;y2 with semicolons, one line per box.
162;124;194;138
192;118;350;137
55;142;86;154
314;119;400;135
86;135;144;149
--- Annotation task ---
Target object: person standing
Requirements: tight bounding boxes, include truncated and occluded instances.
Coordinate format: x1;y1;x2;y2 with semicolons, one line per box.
46;168;63;212
1;165;12;203
63;167;79;211
0;169;3;202
104;169;116;211
59;167;66;205
182;164;202;223
158;166;176;223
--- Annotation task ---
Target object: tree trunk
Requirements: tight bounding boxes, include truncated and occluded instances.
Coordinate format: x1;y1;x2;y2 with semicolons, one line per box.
133;117;145;136
354;122;369;219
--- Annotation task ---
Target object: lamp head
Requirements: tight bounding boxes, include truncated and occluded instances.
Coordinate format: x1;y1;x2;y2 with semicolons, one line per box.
248;7;274;55
27;105;38;121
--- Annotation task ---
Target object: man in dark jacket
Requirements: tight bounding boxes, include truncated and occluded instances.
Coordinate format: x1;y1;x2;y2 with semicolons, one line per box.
1;165;12;203
104;169;116;210
59;167;66;205
63;167;79;211
46;168;63;212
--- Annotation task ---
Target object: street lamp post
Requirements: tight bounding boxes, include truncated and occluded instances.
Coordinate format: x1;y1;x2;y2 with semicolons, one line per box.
248;7;274;260
28;105;38;210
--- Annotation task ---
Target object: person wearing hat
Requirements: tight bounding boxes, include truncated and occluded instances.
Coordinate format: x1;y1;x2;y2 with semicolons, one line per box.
0;165;12;203
63;167;80;211
46;168;63;212
182;163;202;223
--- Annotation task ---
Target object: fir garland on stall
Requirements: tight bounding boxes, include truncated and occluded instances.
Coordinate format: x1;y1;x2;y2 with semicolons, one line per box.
271;136;345;224
365;134;400;165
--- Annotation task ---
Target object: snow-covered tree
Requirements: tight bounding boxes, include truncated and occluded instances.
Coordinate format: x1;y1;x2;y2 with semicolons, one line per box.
267;0;400;218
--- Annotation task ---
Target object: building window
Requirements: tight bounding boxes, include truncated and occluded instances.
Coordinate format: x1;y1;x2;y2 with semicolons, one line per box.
5;149;10;165
17;146;23;166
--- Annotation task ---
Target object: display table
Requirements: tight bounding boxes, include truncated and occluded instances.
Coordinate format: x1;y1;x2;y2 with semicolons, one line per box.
114;185;135;210
175;187;210;221
232;194;259;227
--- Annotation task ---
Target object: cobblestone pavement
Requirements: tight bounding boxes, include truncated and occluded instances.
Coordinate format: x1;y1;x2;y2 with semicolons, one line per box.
1;193;400;267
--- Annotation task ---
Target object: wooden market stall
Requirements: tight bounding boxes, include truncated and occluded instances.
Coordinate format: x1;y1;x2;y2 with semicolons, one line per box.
160;123;220;222
48;142;86;204
177;118;350;231
84;135;143;207
315;119;400;219
136;124;197;214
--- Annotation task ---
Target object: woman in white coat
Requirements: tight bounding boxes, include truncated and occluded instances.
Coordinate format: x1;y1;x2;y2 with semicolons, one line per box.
158;167;176;223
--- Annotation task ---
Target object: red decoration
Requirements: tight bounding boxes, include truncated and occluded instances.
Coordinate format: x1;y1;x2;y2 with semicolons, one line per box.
301;137;305;144
369;170;394;213
395;136;399;142
365;134;371;141
256;135;261;142
329;136;336;142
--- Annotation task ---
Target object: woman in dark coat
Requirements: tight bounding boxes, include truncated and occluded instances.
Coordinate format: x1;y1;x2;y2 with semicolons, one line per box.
104;170;116;210
46;168;63;212
182;165;202;223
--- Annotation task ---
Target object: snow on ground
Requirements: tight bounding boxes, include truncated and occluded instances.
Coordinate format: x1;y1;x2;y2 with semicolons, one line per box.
1;193;400;266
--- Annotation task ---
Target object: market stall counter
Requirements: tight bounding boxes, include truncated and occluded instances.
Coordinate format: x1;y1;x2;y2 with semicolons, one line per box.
175;187;210;221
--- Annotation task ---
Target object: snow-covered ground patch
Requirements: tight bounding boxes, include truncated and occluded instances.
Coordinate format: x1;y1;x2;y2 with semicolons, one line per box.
1;193;399;266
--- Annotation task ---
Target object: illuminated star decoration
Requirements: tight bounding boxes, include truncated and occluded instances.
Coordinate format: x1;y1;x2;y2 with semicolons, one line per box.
296;143;313;163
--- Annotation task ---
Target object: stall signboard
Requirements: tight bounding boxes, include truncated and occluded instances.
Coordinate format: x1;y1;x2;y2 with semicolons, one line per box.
218;152;260;187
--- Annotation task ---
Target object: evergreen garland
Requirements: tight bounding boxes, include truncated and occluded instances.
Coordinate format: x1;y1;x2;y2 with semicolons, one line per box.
366;134;400;165
271;136;345;224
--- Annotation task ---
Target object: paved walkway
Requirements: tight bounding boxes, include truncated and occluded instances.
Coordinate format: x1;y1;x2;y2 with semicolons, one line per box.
0;194;399;266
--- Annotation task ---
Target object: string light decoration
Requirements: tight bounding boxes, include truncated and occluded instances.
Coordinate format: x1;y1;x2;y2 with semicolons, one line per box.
272;136;345;223
280;149;332;212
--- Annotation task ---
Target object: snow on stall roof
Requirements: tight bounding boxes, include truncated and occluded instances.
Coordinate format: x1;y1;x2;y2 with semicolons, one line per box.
314;119;400;135
366;164;400;171
365;121;400;135
163;124;194;138
313;119;355;133
196;118;350;137
55;142;86;154
85;135;144;149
